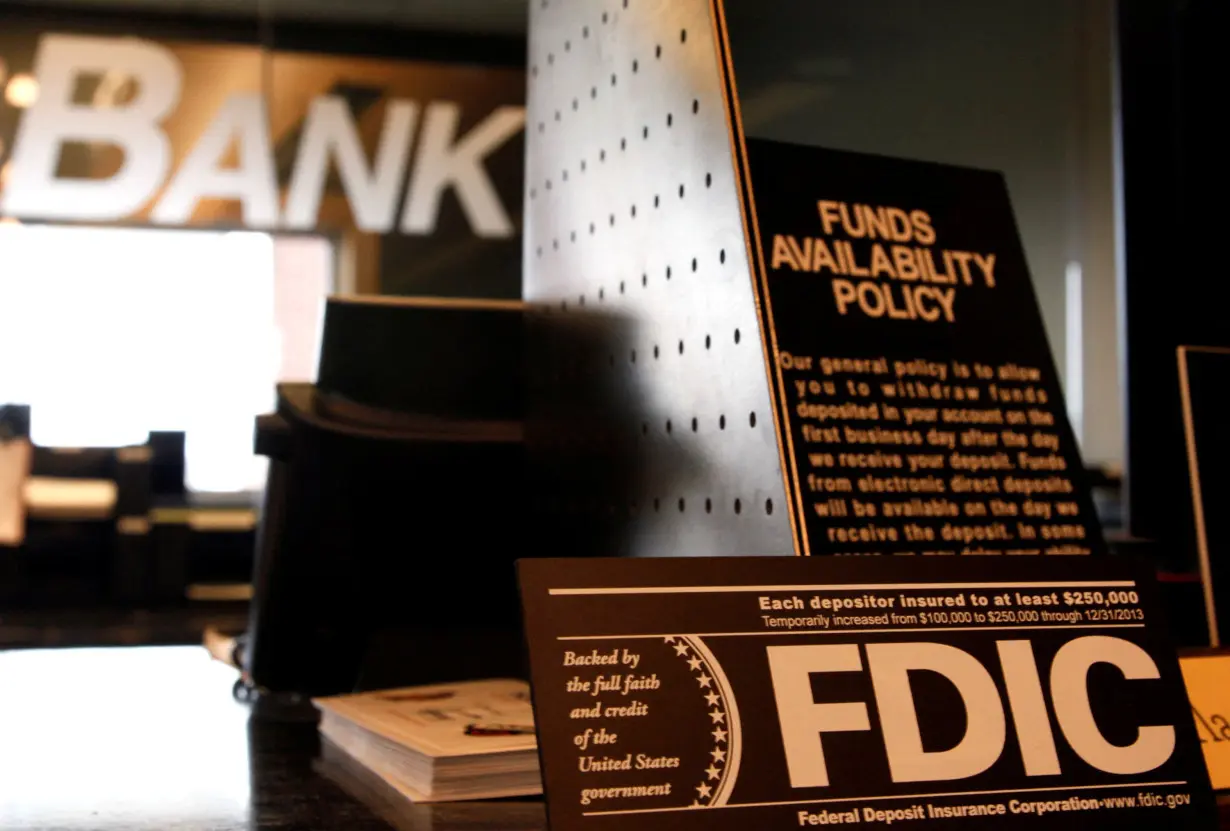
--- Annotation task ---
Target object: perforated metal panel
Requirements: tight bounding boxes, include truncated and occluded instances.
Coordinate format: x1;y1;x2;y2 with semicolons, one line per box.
523;0;793;557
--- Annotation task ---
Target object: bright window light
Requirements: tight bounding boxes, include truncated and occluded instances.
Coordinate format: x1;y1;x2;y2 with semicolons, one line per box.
0;224;331;494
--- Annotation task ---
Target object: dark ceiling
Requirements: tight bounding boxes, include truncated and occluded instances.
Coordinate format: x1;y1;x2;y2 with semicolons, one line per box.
4;0;530;34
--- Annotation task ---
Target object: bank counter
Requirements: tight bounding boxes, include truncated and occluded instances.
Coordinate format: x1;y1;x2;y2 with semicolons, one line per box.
0;645;1227;831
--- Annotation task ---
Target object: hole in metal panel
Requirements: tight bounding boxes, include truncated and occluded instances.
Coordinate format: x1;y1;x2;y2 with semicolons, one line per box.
525;0;790;547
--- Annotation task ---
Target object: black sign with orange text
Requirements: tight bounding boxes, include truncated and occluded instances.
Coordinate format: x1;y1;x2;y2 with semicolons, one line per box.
741;141;1101;557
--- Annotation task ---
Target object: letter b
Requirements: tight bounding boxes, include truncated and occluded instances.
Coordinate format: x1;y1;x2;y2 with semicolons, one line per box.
2;34;182;221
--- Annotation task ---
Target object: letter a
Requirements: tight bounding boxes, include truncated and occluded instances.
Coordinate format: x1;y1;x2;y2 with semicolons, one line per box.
153;93;279;226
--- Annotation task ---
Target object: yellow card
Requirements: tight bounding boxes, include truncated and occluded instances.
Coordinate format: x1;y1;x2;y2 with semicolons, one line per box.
1181;652;1230;789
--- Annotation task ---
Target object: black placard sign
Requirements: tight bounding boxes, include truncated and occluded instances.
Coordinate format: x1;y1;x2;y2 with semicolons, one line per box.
741;140;1102;556
1178;346;1230;646
519;556;1214;830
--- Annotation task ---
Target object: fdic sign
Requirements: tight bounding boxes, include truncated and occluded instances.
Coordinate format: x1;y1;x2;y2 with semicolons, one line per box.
518;557;1216;831
0;34;524;238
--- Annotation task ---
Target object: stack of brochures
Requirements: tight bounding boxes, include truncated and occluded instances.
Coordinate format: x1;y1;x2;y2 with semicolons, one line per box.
314;678;541;803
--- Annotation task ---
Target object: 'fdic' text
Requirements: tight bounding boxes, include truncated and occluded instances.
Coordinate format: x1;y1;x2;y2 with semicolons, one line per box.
767;200;997;324
767;636;1174;787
